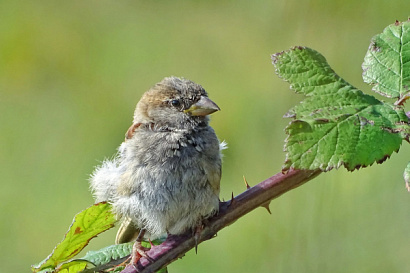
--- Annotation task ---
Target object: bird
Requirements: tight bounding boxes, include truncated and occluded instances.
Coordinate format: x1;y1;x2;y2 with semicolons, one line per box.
89;76;225;263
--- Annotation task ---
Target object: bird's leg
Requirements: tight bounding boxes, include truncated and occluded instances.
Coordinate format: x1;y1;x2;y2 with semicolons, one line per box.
131;229;153;265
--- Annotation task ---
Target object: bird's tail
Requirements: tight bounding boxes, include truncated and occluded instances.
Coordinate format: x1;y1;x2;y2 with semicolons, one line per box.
115;217;140;244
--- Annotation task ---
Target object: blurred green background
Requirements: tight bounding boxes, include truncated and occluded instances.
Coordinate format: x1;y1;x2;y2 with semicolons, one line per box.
2;1;410;272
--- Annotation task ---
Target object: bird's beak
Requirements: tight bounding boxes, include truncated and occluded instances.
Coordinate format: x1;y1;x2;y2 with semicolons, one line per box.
184;96;220;116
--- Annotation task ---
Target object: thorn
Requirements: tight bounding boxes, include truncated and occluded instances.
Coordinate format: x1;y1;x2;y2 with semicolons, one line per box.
148;238;154;248
194;225;203;254
228;192;236;207
194;236;199;254
261;201;272;214
243;175;250;189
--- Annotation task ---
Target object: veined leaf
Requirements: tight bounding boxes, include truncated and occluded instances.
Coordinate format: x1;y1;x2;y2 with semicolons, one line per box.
272;46;409;171
78;242;133;266
362;20;410;100
31;202;116;273
56;261;88;273
49;243;132;273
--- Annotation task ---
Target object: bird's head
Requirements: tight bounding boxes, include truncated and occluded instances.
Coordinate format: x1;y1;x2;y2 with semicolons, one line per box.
133;77;220;130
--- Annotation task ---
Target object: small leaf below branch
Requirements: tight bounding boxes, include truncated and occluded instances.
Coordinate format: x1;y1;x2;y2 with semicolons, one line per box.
31;202;116;273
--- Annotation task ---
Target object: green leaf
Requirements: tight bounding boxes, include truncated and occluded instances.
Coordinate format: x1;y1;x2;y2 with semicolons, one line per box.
362;20;410;100
67;238;166;272
272;46;409;171
404;162;410;191
56;261;88;273
51;244;133;273
31;202;116;273
78;243;133;266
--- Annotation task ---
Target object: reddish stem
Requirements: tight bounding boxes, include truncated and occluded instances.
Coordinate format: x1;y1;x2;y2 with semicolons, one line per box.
117;169;321;273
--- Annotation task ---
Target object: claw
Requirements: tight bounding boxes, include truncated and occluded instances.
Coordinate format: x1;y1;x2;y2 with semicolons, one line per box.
131;229;154;265
148;238;155;248
131;240;153;265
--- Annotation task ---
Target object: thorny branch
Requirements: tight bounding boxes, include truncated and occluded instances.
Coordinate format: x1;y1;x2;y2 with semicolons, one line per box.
90;169;321;273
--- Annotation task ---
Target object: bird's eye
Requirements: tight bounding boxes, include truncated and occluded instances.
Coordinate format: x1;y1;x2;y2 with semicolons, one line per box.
171;99;181;107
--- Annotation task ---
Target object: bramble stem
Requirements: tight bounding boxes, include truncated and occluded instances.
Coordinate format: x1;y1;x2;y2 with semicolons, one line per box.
111;169;321;273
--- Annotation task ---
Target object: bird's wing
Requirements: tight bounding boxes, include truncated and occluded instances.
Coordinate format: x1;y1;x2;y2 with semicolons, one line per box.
202;152;222;196
125;122;142;140
209;165;221;197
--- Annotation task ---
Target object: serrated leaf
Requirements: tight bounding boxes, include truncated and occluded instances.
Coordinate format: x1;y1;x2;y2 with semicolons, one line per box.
78;243;133;266
31;202;116;273
362;20;410;100
69;238;166;272
272;46;409;171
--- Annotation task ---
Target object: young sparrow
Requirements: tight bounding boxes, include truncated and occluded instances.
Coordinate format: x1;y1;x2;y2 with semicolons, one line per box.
90;77;225;256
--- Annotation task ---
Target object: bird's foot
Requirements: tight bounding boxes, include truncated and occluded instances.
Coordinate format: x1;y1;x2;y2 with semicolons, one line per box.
131;240;154;265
